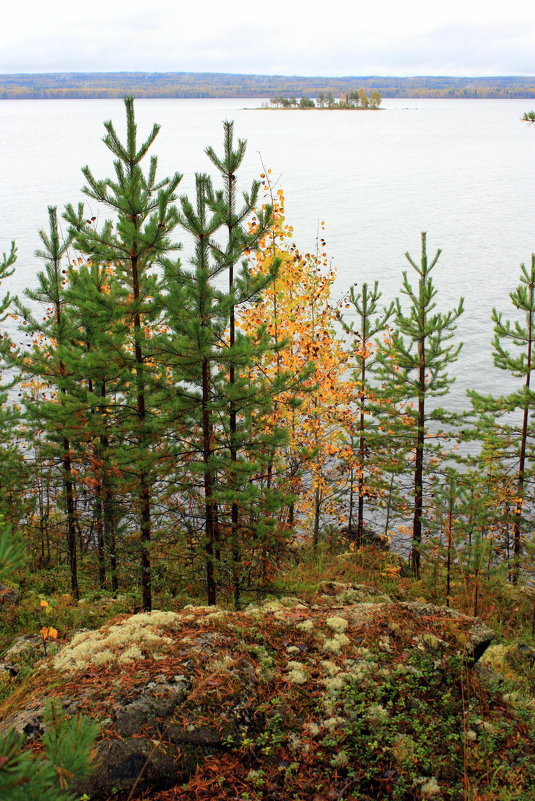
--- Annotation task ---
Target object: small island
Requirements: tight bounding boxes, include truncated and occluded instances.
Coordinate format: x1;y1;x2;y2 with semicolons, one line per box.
266;88;382;109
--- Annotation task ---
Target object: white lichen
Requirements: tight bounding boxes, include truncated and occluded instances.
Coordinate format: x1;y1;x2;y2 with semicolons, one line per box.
325;616;349;634
420;777;441;796
305;722;321;736
286;661;308;684
287;733;302;752
118;645;144;664
206;654;234;673
366;704;388;721
53;610;183;673
321;660;340;676
323;716;345;731
323;637;342;654
331;751;349;767
323;674;346;692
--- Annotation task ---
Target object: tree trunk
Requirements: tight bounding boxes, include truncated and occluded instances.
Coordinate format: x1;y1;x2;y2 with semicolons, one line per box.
62;437;79;600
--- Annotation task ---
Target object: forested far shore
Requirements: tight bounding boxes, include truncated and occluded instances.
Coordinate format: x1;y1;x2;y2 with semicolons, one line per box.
1;71;535;98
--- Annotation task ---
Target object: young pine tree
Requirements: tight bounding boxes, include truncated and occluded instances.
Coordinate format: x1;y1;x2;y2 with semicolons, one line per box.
0;519;99;801
64;97;182;610
15;208;82;599
0;241;30;526
160;151;288;607
338;281;394;545
468;256;535;583
376;233;464;576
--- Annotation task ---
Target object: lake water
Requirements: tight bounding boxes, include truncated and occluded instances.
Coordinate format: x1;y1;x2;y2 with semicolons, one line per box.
1;97;534;408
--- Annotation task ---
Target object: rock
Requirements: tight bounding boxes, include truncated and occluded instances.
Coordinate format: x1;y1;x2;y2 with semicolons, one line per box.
1;635;45;669
4;703;45;740
75;738;184;798
0;582;20;605
114;678;190;737
0;600;513;801
342;525;390;550
316;580;391;604
401;602;495;664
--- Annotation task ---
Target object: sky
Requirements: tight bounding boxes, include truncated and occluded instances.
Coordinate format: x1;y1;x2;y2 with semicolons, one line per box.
1;0;534;76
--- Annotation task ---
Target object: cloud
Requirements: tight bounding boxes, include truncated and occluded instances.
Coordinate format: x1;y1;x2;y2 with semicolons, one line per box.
1;1;534;75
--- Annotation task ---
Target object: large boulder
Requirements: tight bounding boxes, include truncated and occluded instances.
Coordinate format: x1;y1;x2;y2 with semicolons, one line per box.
1;595;530;801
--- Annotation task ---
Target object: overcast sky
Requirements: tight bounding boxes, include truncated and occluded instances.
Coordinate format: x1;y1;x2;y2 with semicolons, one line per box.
2;0;534;76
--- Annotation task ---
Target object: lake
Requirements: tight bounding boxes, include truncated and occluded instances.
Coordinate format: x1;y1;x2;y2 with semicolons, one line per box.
0;97;534;407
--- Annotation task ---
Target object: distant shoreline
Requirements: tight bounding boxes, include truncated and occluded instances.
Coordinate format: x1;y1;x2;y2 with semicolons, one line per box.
252;106;385;110
0;72;534;100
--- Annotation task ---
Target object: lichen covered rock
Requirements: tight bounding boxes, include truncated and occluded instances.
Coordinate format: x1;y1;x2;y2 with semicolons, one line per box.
0;596;531;801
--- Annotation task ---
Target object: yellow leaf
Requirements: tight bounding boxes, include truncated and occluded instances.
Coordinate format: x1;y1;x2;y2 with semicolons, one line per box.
40;600;49;608
48;627;58;640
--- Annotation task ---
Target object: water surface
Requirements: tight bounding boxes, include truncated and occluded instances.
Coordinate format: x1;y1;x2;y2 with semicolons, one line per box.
1;97;534;406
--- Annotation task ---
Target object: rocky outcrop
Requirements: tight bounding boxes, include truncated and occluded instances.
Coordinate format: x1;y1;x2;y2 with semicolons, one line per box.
399;601;495;664
1;590;527;801
0;582;19;605
0;634;47;678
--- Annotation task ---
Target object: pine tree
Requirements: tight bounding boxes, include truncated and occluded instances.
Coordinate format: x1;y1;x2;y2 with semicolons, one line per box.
468;256;535;582
338;281;394;544
14;208;82;598
204;121;283;606
64;97;182;611
376;233;464;576
159;141;288;606
0;241;30;526
0;702;99;801
61;258;126;591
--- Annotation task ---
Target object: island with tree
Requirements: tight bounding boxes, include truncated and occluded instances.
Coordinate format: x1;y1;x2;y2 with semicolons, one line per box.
267;88;382;109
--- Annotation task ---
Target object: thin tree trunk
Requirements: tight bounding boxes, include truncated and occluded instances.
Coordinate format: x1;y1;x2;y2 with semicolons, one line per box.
103;476;118;592
131;246;152;612
411;296;426;577
94;482;106;588
62;437;79;600
446;486;453;605
356;361;367;546
512;302;532;584
202;355;217;605
313;486;321;547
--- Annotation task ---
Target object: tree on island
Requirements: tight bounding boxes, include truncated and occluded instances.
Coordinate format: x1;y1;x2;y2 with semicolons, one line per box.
270;89;381;110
